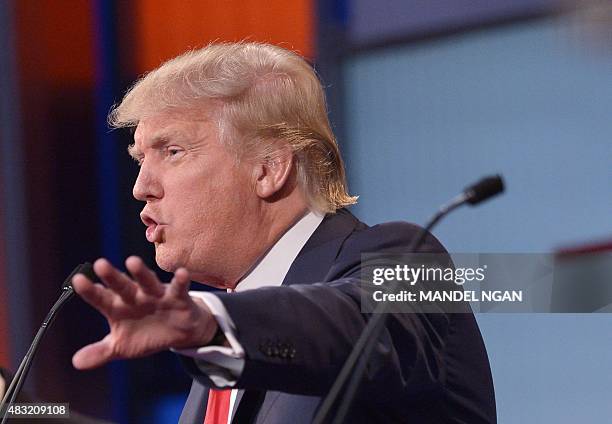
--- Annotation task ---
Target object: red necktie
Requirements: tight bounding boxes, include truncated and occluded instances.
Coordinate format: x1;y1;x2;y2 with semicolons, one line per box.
204;389;231;424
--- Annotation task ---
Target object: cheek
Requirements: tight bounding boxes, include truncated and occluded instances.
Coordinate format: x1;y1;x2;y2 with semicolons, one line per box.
168;180;233;233
165;162;256;231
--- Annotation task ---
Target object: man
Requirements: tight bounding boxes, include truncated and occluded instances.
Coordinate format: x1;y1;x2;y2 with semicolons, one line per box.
72;42;496;423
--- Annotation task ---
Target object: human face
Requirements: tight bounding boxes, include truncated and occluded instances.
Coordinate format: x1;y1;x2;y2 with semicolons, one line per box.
130;113;260;286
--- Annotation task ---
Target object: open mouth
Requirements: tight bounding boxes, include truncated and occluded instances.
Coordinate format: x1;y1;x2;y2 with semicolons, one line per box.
141;212;167;243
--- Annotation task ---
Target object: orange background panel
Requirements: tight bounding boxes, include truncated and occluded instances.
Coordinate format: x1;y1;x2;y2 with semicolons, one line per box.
134;0;314;72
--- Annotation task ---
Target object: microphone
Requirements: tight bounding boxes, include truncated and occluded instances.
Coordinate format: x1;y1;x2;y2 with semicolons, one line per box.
313;174;505;424
464;174;504;205
0;263;99;424
404;174;505;252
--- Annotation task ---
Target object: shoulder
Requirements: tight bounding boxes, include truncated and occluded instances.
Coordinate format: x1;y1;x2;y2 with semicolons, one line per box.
318;210;449;281
339;214;448;256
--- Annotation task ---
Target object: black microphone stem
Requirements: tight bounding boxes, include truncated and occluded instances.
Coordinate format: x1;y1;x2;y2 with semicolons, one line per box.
314;199;462;424
314;176;503;424
409;192;467;252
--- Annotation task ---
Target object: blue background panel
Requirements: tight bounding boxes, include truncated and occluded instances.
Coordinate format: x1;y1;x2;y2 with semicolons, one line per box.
343;17;612;423
344;17;612;253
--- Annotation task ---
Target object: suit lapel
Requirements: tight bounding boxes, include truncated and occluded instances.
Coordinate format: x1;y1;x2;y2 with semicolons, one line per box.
230;210;362;422
282;209;362;286
179;379;209;424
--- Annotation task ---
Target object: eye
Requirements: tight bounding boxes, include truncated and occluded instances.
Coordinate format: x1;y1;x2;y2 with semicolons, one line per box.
165;146;183;159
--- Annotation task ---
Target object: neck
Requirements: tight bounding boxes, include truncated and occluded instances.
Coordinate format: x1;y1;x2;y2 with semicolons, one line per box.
193;193;310;290
230;197;309;289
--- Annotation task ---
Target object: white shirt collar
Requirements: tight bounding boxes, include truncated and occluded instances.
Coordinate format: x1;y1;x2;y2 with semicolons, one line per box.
233;211;324;292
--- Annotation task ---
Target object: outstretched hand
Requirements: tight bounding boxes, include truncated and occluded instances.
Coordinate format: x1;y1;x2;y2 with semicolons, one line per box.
71;256;217;370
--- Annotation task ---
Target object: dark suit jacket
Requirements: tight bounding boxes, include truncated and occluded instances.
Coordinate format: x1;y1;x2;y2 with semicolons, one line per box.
178;209;496;423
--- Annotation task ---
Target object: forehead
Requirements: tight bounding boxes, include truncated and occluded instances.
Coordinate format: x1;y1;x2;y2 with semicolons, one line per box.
133;113;215;146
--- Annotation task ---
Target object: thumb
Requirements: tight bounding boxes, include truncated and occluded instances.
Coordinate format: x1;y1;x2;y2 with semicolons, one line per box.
72;335;115;370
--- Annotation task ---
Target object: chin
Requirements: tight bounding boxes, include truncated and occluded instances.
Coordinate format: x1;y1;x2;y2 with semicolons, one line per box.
154;247;181;273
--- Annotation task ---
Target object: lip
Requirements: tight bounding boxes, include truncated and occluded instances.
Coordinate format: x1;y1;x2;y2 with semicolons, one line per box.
140;211;167;243
145;223;167;243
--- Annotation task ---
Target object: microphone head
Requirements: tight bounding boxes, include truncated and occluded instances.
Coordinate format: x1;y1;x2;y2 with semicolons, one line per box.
62;262;100;290
464;175;505;205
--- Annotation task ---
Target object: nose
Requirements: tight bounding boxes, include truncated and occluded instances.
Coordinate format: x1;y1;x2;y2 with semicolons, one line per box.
132;164;163;201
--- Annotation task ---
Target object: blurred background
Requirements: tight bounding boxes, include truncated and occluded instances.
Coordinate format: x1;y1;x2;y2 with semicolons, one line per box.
1;0;612;422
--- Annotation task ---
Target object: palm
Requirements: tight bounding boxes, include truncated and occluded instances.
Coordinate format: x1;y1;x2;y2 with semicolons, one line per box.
71;256;215;370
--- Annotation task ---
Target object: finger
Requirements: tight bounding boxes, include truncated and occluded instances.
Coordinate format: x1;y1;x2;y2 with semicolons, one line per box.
168;268;191;298
94;258;137;304
125;256;164;297
72;335;115;370
72;273;115;314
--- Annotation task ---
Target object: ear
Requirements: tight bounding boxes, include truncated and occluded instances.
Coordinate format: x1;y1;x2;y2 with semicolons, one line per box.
253;147;294;199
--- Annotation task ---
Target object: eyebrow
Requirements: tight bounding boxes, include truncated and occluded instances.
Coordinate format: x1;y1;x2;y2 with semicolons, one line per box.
127;131;180;160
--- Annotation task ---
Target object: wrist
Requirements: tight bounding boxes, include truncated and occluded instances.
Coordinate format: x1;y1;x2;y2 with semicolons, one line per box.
192;298;218;346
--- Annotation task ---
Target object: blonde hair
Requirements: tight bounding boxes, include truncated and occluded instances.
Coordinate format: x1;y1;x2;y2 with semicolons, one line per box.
109;41;357;213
